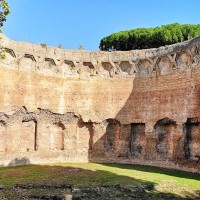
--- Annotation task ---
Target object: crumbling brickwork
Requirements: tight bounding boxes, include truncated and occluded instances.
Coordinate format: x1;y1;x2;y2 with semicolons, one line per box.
0;34;199;172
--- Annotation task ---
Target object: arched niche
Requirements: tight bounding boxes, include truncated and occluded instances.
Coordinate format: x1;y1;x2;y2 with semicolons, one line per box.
82;62;97;76
49;122;65;150
4;48;16;58
0;121;6;152
63;60;77;75
119;61;134;75
45;58;56;68
21;120;37;152
175;51;191;69
184;118;200;161
20;54;36;71
137;59;153;76
2;48;16;67
154;118;176;159
101;62;114;78
156;56;172;75
130;123;145;158
77;119;94;159
104;119;121;151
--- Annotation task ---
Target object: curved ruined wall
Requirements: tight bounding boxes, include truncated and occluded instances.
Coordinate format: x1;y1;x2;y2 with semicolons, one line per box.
0;34;199;172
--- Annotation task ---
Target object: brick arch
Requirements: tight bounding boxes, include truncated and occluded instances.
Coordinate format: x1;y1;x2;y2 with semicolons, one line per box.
119;61;133;75
156;56;172;75
154;118;176;160
49;122;65;150
184;118;200;161
175;51;191;69
104;119;121;151
137;59;153;76
101;62;114;78
0;121;7;152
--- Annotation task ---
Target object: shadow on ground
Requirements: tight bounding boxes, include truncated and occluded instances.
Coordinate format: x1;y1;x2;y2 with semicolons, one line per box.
0;163;199;199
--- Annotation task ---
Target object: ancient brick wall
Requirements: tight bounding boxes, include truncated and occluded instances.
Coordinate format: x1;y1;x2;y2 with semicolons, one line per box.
0;34;199;172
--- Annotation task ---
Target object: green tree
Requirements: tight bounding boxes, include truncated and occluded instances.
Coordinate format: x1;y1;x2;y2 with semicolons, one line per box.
100;23;200;51
0;0;10;30
0;0;10;59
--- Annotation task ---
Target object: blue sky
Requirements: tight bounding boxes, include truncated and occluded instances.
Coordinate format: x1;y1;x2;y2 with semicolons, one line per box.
2;0;200;50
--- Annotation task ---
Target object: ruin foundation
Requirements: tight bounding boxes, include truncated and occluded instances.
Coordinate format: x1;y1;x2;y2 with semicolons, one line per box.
0;34;199;172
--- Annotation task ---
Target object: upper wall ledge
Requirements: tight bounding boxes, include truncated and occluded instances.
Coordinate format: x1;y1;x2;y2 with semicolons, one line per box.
0;33;200;79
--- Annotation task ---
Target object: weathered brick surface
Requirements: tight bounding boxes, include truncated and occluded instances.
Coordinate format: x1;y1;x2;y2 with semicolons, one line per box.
0;34;199;172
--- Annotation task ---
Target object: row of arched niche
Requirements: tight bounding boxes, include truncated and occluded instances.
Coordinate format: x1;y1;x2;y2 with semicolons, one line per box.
2;45;200;78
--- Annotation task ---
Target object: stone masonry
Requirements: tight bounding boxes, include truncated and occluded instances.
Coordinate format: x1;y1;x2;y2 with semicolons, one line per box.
0;34;199;172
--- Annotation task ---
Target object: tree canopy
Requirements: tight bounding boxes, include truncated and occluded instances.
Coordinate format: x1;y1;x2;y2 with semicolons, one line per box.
99;23;200;51
0;0;9;59
0;0;9;30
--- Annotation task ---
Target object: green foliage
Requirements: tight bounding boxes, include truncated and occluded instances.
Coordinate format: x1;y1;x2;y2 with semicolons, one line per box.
0;163;199;198
0;46;5;59
100;23;200;51
0;0;10;30
0;0;9;59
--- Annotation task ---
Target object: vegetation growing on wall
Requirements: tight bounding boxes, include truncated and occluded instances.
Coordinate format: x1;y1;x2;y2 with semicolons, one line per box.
99;23;200;51
0;0;9;59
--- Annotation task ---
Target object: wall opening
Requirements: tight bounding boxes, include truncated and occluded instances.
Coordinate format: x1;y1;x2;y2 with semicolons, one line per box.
130;123;145;157
175;51;190;69
21;120;37;152
82;62;96;75
77;119;94;159
0;121;6;152
104;119;121;151
156;56;172;75
101;62;114;77
20;56;35;71
5;48;16;58
64;60;75;68
45;58;56;67
50;122;65;150
83;62;95;70
34;121;38;151
119;61;133;75
184;118;200;161
154;118;176;159
137;59;153;76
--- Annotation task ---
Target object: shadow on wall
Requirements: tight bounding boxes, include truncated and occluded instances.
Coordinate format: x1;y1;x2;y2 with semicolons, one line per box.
0;157;30;167
89;64;200;170
0;163;199;199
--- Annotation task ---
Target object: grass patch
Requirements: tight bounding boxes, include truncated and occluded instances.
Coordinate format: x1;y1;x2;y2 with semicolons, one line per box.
0;162;199;198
